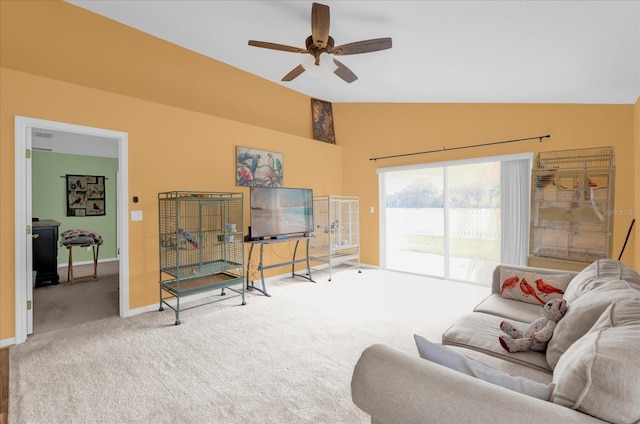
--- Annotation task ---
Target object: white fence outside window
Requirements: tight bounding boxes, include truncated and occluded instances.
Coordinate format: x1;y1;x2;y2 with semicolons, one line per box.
386;208;501;239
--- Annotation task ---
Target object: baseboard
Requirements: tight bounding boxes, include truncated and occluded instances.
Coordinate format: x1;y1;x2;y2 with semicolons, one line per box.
0;338;15;349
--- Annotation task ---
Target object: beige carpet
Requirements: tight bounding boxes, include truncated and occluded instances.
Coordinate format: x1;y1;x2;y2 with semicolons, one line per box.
10;267;489;424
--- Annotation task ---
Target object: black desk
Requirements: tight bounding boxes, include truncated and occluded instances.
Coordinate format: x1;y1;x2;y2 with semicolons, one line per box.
33;220;61;286
246;236;315;296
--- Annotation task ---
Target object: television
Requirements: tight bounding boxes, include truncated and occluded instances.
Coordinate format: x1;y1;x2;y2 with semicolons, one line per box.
249;187;314;239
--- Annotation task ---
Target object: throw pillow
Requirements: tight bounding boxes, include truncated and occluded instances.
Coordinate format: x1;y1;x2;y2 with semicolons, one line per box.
414;334;553;400
550;298;640;423
499;268;572;305
546;279;639;368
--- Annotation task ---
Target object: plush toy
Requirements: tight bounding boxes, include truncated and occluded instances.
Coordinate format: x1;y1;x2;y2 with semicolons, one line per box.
498;298;569;353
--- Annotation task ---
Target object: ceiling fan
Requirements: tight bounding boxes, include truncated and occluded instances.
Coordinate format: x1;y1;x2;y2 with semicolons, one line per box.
248;2;392;83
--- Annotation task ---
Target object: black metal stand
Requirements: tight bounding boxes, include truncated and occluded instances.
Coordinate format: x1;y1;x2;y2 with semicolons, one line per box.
246;236;315;297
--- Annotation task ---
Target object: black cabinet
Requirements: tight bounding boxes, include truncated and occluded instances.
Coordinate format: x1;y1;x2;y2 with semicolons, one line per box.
33;220;61;285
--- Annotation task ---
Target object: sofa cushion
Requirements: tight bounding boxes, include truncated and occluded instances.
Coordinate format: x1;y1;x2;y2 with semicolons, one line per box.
498;267;572;305
442;312;552;373
551;298;640;424
474;294;542;323
563;259;640;303
415;335;553;400
449;345;553;384
546;279;640;368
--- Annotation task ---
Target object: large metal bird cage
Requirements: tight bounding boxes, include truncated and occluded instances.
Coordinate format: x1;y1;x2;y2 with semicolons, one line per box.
530;147;615;265
158;191;245;324
309;195;361;281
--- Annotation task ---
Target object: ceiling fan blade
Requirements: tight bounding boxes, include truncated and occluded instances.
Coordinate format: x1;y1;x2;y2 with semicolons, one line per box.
248;40;307;54
333;37;392;55
282;64;306;82
333;59;358;83
311;2;330;48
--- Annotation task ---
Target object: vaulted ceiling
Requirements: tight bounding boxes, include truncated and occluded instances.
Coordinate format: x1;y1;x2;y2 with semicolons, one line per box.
67;0;640;104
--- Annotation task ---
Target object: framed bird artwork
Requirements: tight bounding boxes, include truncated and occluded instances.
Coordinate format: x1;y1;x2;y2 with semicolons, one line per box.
236;146;283;187
66;174;106;216
311;98;336;144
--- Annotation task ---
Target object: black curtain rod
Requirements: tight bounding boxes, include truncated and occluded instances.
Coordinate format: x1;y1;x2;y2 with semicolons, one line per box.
369;134;551;162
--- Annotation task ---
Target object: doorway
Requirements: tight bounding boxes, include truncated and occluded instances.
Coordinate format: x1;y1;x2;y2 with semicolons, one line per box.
14;116;130;345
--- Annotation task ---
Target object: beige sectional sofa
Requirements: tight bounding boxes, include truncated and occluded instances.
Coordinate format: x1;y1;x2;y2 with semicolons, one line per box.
351;259;640;424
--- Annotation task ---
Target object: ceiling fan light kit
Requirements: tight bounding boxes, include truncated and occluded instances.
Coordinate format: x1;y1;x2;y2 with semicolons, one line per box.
248;2;392;83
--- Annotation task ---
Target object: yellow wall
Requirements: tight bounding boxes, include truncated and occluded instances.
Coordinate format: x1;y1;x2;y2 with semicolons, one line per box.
1;0;637;342
0;0;313;139
1;0;343;341
333;103;637;268
0;68;343;340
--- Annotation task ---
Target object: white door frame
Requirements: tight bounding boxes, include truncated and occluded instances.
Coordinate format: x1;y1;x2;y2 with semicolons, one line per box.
14;116;130;345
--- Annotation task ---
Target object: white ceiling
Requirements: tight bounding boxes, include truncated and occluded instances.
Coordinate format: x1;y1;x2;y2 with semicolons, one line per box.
67;0;640;104
32;128;118;158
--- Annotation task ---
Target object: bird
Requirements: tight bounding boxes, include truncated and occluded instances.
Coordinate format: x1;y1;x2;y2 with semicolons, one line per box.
520;279;546;304
70;196;82;205
274;158;283;177
178;228;198;248
500;275;519;295
249;154;261;177
268;153;275;173
535;278;565;296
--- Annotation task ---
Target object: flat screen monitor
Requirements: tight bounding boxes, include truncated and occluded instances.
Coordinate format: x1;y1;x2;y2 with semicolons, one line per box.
249;187;314;239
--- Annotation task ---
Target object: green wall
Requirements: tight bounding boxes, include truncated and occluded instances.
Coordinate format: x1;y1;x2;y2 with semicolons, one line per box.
32;151;118;265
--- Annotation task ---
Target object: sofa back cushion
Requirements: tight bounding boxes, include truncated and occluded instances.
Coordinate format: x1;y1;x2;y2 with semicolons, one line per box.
563;258;640;303
550;298;640;424
546;260;640;369
546;279;640;368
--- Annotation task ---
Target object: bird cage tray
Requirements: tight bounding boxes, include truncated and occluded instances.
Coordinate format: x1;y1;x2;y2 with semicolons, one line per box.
160;271;243;297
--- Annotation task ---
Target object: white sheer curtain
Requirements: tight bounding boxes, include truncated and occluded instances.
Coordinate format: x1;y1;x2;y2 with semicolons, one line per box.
500;158;531;265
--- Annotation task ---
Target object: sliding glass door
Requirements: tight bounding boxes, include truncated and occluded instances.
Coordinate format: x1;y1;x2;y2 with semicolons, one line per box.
383;167;446;277
379;154;531;284
446;162;501;281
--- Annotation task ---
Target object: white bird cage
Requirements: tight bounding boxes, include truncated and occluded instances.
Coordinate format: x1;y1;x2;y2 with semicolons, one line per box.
309;195;361;281
530;147;615;265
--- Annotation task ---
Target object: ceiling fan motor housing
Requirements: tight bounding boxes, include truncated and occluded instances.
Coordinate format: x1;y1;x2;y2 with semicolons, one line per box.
305;35;335;65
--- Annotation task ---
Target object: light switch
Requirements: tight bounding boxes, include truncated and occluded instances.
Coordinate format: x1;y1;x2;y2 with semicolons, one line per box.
370;206;375;214
131;210;143;221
